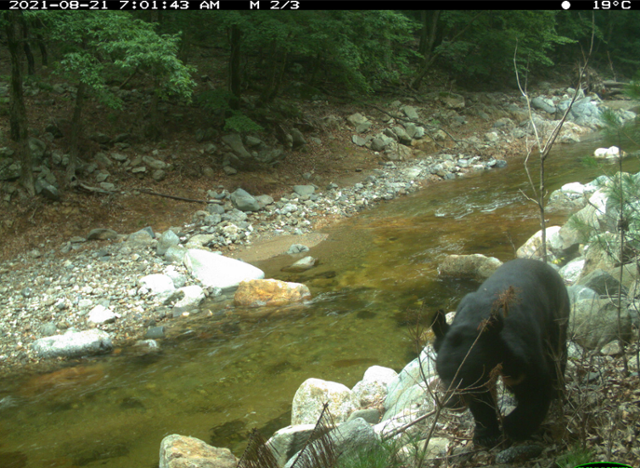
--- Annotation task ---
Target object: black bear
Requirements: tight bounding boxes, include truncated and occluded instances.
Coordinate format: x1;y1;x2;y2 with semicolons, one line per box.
432;258;570;445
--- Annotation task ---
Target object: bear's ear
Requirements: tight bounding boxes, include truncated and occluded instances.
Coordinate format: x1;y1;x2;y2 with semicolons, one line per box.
431;309;449;338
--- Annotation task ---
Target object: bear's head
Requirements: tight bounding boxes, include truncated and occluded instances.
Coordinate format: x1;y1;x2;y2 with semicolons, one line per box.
431;309;505;398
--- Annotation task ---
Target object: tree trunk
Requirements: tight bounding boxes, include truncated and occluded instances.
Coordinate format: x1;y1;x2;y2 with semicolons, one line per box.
35;17;48;66
418;11;428;55
412;11;441;89
66;80;86;184
20;16;35;76
36;36;48;67
260;41;288;104
5;11;34;196
228;24;243;107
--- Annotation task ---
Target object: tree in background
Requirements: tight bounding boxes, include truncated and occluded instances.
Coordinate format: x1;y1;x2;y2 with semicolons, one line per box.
37;11;196;183
412;11;576;89
2;11;34;196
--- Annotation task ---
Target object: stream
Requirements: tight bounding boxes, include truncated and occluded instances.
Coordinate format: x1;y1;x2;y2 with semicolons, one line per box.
1;132;638;468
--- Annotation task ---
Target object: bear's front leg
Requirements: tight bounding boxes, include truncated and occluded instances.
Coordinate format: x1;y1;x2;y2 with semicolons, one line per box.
468;390;501;446
503;383;551;441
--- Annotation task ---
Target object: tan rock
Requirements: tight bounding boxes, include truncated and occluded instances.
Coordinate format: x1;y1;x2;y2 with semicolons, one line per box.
234;279;312;307
159;434;238;468
438;254;502;279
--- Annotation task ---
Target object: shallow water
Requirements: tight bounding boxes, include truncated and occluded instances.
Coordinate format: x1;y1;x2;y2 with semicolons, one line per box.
1;133;638;468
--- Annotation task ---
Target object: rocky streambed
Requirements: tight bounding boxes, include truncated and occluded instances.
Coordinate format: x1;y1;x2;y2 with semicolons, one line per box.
0;87;638;466
0;153;510;377
0;88;635;374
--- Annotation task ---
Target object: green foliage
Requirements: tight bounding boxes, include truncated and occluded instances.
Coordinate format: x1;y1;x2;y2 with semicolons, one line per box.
556;446;593;468
625;71;640;100
336;441;401;468
223;113;264;134
594;11;640;71
38;11;195;108
196;89;263;134
196;89;236;114
436;11;575;81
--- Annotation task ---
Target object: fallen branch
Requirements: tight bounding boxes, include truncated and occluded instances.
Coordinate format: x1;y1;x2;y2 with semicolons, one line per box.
138;188;222;204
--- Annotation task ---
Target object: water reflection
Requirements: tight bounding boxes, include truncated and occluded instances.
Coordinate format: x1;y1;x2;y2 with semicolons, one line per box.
2;136;639;467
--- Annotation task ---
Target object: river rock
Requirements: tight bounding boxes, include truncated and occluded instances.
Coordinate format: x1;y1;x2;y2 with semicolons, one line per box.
29;137;47;161
516;225;563;262
571;298;632;349
142;155;167;170
283;418;378;468
128;229;155;247
32;329;113;359
351;366;398;408
559;257;585;284
255;194;274;208
531;96;556;114
139;274;176;298
594;146;623;160
568;97;602;129
547;181;596;213
184;249;264;291
287;244;309;255
292;378;356;425
371;134;393;152
293;185;315;197
566;284;598;305
438;254;502;279
173;285;206;313
234;279;311;307
35;178;60;201
157;230;180;256
347;113;368;126
290;128;307;149
576;268;627;296
165;246;187;264
87;305;117;324
230;188;261;212
221;134;252;159
441;93;465;109
402;105;420;120
284;256;317;272
382;347;438;423
159;434;238;468
267;424;315;468
87;228;119;241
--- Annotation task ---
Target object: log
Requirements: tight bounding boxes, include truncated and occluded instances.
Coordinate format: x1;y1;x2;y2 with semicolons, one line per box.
138;188;223;204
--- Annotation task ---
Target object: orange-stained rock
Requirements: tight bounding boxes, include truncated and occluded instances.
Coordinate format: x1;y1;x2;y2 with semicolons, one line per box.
234;279;311;307
159;434;238;468
20;364;105;397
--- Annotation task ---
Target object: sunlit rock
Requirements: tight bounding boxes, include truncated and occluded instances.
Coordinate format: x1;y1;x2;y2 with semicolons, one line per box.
351;365;398;409
159;434;237;468
516;226;563;262
292;378;356;425
32;329;113;359
594;145;625;160
283;256;317;272
234;279;311;308
184;249;264;291
138;274;176;298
